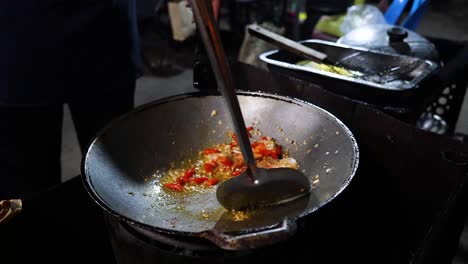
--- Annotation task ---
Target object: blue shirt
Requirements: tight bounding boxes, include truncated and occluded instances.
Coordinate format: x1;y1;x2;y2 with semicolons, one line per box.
0;0;142;105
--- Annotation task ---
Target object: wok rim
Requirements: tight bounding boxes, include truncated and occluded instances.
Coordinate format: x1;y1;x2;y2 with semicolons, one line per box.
81;90;359;239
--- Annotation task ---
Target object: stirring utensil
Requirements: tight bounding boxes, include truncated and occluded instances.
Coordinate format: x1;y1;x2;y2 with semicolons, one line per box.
191;0;311;210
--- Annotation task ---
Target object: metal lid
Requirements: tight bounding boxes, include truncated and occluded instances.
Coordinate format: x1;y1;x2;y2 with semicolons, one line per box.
337;24;440;63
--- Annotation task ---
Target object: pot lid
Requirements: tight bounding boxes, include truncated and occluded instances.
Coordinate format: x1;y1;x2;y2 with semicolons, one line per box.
337;24;440;63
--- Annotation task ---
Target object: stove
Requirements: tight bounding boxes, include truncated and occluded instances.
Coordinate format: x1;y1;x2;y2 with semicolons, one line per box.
106;215;322;264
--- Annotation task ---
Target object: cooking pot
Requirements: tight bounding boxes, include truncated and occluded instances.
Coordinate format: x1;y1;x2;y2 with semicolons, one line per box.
337;24;440;64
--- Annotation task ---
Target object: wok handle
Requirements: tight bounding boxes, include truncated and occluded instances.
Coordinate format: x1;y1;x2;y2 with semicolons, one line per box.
0;199;22;224
200;219;297;250
247;24;327;62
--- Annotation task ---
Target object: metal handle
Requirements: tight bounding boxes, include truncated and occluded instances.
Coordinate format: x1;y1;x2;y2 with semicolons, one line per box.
191;0;257;175
200;219;297;250
247;24;327;62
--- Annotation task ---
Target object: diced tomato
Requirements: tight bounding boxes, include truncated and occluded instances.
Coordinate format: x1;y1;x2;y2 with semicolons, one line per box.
204;148;220;155
232;153;245;168
183;168;196;181
252;142;283;159
265;145;282;160
270;151;278;160
204;162;216;173
276;145;282;156
261;136;268;140
259;148;271;157
164;183;183;192
251;142;260;148
232;166;247;177
232;170;242;176
207;178;219;186
253;142;269;159
247;126;254;131
218;156;233;167
191;177;209;184
253;142;265;152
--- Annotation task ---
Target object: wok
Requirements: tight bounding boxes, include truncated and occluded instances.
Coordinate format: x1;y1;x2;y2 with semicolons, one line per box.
82;91;359;250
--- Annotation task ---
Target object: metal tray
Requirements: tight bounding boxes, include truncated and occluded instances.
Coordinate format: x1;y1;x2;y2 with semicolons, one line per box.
259;39;440;106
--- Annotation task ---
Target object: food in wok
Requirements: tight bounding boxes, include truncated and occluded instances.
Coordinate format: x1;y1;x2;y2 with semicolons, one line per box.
161;127;299;193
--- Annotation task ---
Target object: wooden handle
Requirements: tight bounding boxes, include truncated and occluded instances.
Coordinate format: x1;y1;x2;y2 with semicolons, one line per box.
247;25;327;62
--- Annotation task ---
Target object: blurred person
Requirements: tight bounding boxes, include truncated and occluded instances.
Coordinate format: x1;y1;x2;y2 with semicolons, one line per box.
0;1;227;261
0;0;142;199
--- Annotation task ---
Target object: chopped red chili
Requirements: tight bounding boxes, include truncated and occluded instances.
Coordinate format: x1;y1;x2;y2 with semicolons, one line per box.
204;148;220;155
183;168;196;181
232;166;247;177
218;156;233;167
232;170;242;176
207;178;219;186
204;162;216;173
276;145;282;156
176;177;186;185
164;183;183;192
161;126;298;194
191;177;209;184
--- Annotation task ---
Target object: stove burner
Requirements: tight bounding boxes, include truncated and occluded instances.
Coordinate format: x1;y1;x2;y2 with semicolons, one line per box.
107;216;253;260
105;215;322;264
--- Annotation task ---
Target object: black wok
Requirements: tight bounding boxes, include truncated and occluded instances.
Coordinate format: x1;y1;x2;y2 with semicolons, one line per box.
82;91;359;250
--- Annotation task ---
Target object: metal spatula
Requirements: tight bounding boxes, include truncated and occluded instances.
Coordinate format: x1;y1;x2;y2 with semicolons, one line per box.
191;0;311;211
